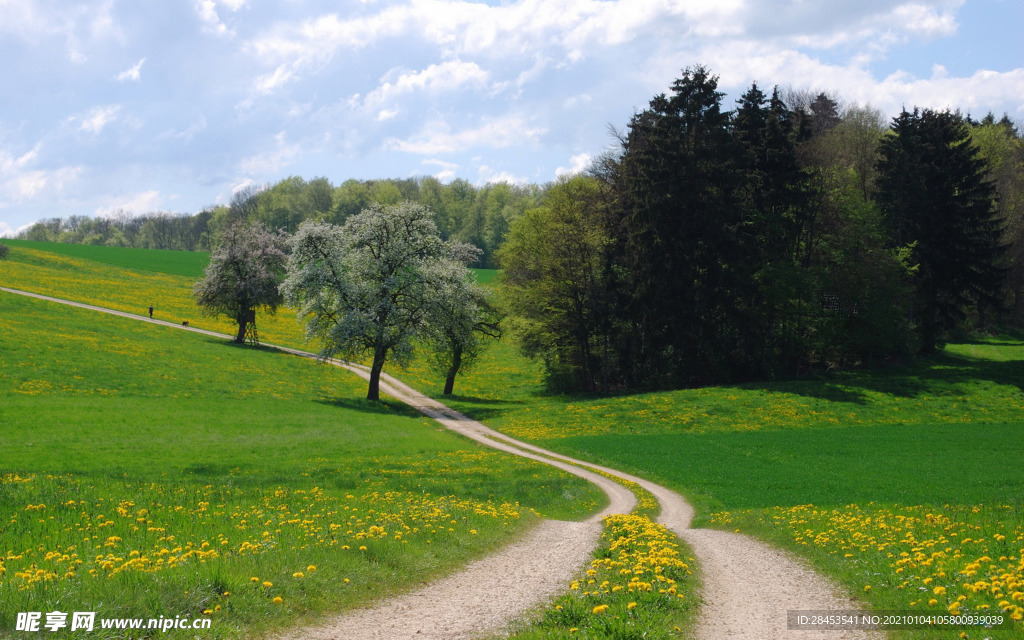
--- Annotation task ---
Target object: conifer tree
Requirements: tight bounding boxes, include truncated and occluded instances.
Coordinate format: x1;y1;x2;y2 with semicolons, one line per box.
877;108;1004;352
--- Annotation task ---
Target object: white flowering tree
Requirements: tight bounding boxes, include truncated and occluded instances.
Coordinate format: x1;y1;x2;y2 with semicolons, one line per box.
421;244;501;395
192;221;288;343
282;202;477;401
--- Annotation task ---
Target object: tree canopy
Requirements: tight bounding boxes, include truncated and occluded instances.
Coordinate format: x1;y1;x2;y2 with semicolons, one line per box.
281;202;481;400
192;221;288;343
876;108;1004;352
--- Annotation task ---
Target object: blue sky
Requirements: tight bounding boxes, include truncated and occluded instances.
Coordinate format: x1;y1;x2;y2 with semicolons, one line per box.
1;0;1021;237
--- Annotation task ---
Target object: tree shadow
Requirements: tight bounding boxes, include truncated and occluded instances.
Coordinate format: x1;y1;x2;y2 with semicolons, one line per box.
315;397;424;419
754;347;1024;405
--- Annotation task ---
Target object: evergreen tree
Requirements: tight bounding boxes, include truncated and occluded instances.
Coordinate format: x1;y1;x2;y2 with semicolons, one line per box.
877;108;1004;352
732;85;813;374
617;65;744;384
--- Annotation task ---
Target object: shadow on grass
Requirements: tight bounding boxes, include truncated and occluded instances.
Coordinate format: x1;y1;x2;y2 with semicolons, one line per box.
747;347;1024;405
316;397;424;419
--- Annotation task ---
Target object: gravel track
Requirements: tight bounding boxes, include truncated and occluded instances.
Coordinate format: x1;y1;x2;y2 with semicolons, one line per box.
4;287;880;639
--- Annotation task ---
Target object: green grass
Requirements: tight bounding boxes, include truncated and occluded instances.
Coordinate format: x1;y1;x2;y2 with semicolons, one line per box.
1;239;497;284
1;239;210;277
0;291;603;638
395;333;1024;635
7;241;1024;636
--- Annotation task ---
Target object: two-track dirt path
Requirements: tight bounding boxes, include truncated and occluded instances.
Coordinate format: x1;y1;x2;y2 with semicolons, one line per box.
4;286;878;639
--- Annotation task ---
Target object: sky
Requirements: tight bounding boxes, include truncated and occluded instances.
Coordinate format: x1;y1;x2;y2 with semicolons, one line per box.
1;0;1022;237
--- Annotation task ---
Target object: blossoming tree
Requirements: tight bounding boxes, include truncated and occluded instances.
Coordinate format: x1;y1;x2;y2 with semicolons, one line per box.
192;221;288;343
282;202;482;400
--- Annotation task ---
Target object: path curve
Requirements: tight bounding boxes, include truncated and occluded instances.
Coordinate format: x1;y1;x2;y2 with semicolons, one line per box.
4;287;879;639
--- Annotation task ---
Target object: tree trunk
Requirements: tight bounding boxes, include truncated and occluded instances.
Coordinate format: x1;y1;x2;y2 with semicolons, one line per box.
234;319;246;343
367;347;387;401
443;346;462;396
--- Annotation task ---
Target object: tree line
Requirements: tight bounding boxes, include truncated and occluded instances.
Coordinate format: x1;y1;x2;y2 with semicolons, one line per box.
18;177;542;268
15;64;1024;395
501;66;1022;392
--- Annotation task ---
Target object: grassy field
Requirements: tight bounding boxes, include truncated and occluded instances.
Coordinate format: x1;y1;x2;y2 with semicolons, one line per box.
5;240;1023;637
403;335;1024;636
0;281;603;636
1;239;211;277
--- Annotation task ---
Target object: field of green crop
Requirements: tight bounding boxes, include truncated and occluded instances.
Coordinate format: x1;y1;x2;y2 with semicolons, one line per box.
2;239;211;277
0;249;604;637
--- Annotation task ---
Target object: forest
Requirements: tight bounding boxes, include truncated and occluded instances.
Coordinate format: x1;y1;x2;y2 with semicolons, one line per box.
14;65;1024;392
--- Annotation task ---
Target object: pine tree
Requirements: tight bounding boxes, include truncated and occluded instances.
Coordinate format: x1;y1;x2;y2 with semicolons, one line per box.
876;108;1004;352
617;65;744;383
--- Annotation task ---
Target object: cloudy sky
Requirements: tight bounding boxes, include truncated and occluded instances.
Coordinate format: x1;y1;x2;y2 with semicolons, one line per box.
1;0;1022;237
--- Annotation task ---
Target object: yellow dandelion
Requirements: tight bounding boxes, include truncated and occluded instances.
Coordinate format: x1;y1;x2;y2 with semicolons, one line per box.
307;565;317;572
272;596;283;604
627;602;637;610
592;604;609;615
263;581;273;588
292;572;304;578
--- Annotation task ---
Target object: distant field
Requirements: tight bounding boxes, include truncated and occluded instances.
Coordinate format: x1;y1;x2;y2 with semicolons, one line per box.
0;239;496;283
474;267;498;284
0;289;602;636
2;239;210;277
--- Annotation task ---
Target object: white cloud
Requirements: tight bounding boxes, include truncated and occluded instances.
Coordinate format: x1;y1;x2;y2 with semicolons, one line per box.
0;0;121;62
75;105;122;134
93;190;163;217
0;221;13;238
2;167;82;203
687;38;1024;121
254;64;294;94
891;2;960;37
242;0;719;91
358;60;491;111
555;152;592;177
196;0;234;36
422;158;459;181
115;57;146;82
871;67;1024;117
476;164;528;185
384;115;545;155
239;131;301;174
157;116;208;142
0;143;81;205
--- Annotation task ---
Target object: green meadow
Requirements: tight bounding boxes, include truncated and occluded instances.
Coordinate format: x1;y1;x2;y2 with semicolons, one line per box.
3;241;1023;637
2;239;211;278
410;333;1024;636
0;244;603;637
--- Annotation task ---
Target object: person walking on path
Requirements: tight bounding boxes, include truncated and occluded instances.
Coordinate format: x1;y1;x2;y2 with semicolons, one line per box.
148;305;153;319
